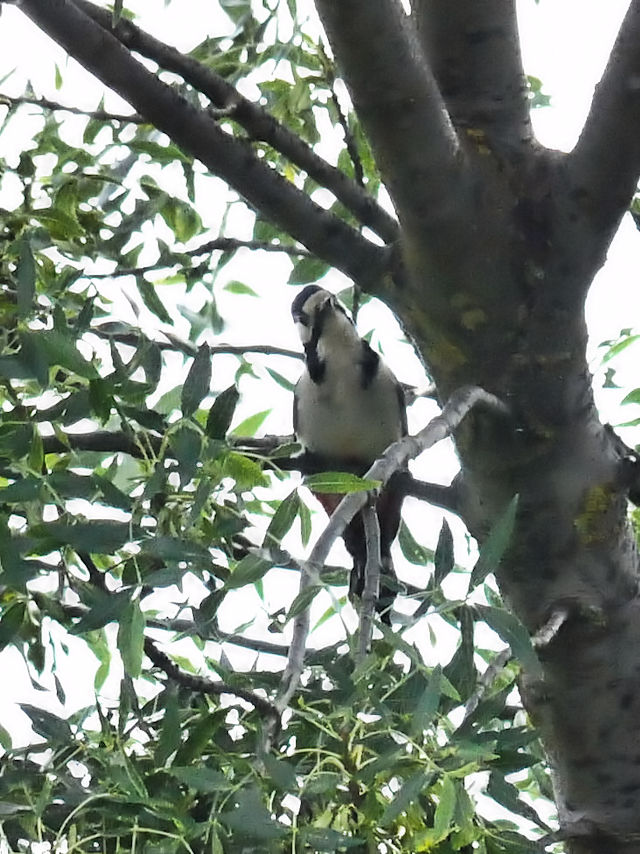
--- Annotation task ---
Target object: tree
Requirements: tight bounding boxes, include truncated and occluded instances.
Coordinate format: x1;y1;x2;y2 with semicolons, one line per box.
0;1;638;852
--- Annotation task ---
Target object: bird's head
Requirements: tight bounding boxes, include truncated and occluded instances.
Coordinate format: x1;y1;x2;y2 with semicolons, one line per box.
291;285;355;346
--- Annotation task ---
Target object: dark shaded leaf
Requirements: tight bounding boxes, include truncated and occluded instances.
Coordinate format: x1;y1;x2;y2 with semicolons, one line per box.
117;599;145;678
19;704;72;743
181;344;211;416
470;495;519;590
434;518;454;585
206;384;239;439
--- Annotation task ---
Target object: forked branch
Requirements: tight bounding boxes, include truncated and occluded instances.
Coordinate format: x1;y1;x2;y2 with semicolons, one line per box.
275;386;509;718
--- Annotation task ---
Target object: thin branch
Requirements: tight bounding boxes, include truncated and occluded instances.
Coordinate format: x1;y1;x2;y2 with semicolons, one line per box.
85;236;313;280
41;429;156;458
569;0;640;238
72;0;399;246
276;385;509;715
462;647;512;723
357;503;381;662
314;0;465;232
143;636;280;723
19;0;389;291
92;325;303;361
413;0;532;147
0;92;144;123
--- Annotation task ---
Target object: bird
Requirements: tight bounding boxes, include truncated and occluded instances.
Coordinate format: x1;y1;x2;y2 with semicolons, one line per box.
291;284;407;623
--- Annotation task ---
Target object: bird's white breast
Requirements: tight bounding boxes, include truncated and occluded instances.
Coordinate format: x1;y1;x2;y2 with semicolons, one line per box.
295;345;402;464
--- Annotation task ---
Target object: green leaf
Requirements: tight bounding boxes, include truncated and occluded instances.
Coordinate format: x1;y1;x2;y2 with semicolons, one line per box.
231;408;271;437
117;599;145;679
411;664;441;735
264;490;299;545
224;280;258;296
16;236;36;317
136;276;172;324
181;344;211;416
219;787;287;840
288;255;330;284
169;423;202;486
434;518;454;585
0;601;26;649
226;554;272;589
469;495;519;590
167;767;228;792
34;521;134;553
19;704;72;743
476;605;540;677
286;582;322;621
36;330;98;379
159;196;202;243
206;385;239;439
433;775;457;841
380;771;433;826
266;367;295;391
397;520;435;565
303;471;380;494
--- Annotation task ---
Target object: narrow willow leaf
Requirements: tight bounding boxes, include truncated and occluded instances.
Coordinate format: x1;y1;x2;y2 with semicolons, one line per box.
226;554;271;589
206;385;239;439
19;704;72;743
303;471;380;494
411;664;442;735
136;276;172;324
286;583;322;621
231;408;271;437
181;343;211;416
380;771;433;826
433;775;457;841
117;600;145;679
469;495;519;590
397;520;435;566
16;236;35;317
434;518;454;585
265;490;300;545
476;604;541;677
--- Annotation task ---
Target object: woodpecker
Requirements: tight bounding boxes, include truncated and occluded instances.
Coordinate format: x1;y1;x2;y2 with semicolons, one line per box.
291;285;407;622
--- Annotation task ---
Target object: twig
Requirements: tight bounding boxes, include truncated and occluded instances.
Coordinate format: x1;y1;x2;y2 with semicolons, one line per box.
143;636;279;724
0;92;144;123
462;647;512;723
533;607;570;649
357;503;381;662
275;385;509;717
85;236;313;280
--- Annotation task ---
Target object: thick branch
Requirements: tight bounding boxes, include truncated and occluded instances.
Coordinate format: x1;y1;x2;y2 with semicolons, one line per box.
569;0;640;236
19;0;388;290
413;0;532;147
314;0;464;230
72;0;399;245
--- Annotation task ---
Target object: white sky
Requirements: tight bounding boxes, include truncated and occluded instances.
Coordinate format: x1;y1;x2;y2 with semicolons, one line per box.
0;0;639;761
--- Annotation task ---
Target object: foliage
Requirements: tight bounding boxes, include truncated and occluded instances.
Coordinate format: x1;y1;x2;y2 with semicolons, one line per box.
0;1;560;852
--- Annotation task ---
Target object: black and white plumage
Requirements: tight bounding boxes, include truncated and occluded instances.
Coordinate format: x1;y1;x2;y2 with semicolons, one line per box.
291;285;407;622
